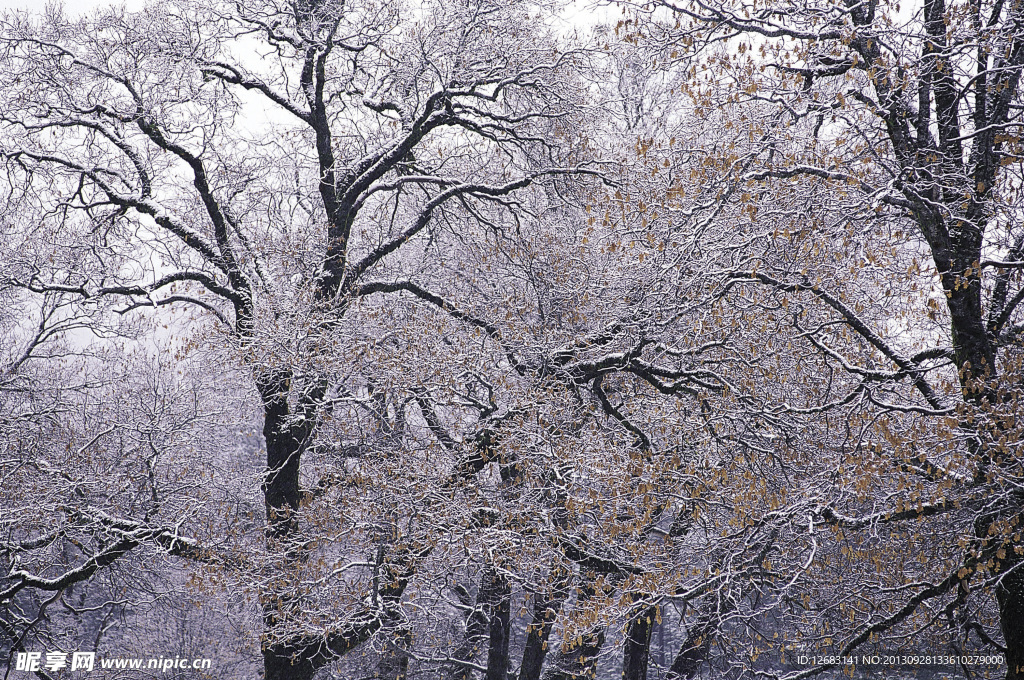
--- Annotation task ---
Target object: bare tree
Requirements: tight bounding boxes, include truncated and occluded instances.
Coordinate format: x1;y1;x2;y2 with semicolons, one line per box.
11;0;1020;677
0;0;606;677
614;0;1024;675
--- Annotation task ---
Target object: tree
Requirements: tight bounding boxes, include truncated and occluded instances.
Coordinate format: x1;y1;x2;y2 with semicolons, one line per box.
13;0;1023;677
620;0;1024;675
0;0;842;675
2;0;831;675
0;0;610;676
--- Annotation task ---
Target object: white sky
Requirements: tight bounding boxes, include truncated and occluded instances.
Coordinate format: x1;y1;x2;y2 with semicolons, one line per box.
0;0;142;15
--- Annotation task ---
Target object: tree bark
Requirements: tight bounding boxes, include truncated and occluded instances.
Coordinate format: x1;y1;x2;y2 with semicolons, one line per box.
260;372;308;541
377;627;412;680
621;604;656;680
485;571;512;680
976;511;1024;680
539;630;606;680
262;648;317;680
667;616;716;680
996;558;1024;680
448;567;512;680
449;584;490;680
260;371;320;680
519;566;571;680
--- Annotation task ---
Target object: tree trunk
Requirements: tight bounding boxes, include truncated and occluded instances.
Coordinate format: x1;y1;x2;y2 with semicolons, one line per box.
540;630;606;680
377;628;412;680
997;562;1024;680
263;644;317;680
449;584;490;680
977;512;1024;680
260;373;307;541
945;247;1023;677
260;372;318;680
519;566;571;680
449;567;512;680
485;571;512;680
667;616;716;680
519;596;558;680
622;604;656;680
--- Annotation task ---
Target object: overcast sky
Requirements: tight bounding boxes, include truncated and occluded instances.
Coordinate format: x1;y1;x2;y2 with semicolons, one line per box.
0;0;143;16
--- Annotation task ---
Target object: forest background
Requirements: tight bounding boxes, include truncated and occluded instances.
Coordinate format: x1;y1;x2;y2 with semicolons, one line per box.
2;0;1024;678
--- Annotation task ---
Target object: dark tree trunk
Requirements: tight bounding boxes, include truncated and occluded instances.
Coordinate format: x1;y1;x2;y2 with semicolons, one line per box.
518;595;558;680
377;628;412;680
262;645;317;680
449;567;512;680
621;604;656;680
485;571;512;680
667;616;716;680
450;584;491;680
997;560;1024;680
260;373;307;541
540;630;606;680
519;567;571;680
976;511;1024;680
944;234;1023;676
536;566;618;680
260;372;320;680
